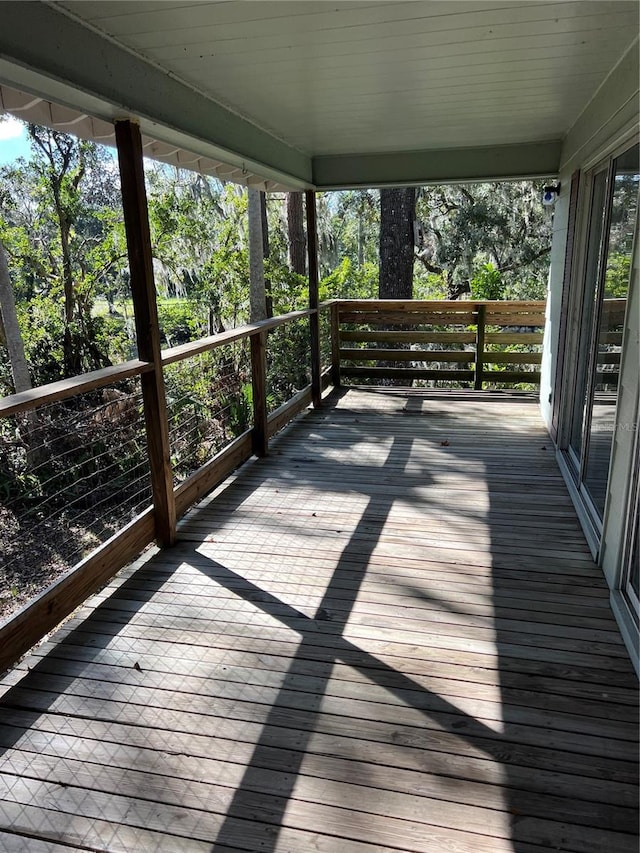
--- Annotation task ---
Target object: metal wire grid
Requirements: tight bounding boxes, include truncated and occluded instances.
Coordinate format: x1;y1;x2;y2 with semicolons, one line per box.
0;378;151;616
163;340;251;486
265;317;311;414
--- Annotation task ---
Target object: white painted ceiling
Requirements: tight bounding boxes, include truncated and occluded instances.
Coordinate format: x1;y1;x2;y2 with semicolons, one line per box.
0;1;637;187
57;0;639;156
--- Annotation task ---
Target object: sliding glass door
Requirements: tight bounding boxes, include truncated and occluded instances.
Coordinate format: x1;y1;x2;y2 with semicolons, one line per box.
564;142;639;528
622;437;639;625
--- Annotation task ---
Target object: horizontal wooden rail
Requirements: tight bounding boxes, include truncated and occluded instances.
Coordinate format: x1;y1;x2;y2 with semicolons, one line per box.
161;309;314;366
342;366;475;382
482;370;542;383
485;332;543;344
341;330;477;344
484;352;543;365
340;348;474;363
340;310;477;325
337;299;546;310
0;358;152;417
333;298;548;390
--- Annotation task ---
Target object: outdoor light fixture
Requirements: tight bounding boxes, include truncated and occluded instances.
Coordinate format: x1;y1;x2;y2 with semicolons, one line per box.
542;183;561;206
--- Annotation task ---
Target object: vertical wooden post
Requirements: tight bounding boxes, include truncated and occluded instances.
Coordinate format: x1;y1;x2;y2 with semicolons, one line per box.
330;302;341;388
115;120;176;546
474;304;486;391
550;171;580;441
305;189;322;407
251;331;268;457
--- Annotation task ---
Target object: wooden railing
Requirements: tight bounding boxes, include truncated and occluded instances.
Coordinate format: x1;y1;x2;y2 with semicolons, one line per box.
332;299;546;389
0;306;331;672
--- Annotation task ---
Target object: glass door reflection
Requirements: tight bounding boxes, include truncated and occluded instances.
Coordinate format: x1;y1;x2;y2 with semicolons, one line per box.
565;142;639;526
583;144;638;517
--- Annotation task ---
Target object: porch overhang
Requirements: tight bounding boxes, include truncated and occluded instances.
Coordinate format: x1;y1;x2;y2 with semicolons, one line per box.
1;1;637;189
312;141;563;189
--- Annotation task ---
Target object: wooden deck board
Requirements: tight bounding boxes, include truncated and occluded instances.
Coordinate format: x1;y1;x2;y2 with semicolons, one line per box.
0;388;637;852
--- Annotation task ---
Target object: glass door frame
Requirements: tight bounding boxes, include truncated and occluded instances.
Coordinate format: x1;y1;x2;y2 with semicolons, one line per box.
561;159;613;538
621;425;639;625
558;138;638;551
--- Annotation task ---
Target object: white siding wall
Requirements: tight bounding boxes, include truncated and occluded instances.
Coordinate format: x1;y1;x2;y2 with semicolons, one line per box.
541;39;639;429
540;191;570;428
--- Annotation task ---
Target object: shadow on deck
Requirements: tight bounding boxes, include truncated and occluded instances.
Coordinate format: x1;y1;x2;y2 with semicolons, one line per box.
0;388;637;852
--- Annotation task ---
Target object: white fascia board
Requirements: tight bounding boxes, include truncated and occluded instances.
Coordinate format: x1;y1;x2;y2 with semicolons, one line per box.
313;141;562;189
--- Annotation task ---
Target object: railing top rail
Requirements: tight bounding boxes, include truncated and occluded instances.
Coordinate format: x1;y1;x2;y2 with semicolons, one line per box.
0;358;153;418
0;308;317;417
161;308;315;366
335;299;547;310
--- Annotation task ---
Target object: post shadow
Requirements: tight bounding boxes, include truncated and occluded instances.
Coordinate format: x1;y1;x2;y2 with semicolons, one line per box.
209;418;419;850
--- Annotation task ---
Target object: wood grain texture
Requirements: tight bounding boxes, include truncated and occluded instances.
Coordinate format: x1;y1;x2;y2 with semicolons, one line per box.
0;359;151;417
306;190;322;407
0;388;636;853
161;309;314;366
115;120;176;547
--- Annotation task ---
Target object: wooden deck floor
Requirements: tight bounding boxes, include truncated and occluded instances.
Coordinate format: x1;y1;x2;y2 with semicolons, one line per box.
0;388;637;853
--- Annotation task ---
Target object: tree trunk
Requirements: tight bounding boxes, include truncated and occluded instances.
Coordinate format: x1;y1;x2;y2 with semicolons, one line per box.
0;238;43;466
379;187;416;298
378;188;416;386
0;239;31;394
287;191;306;276
260;191;273;318
248;188;266;322
51;181;79;375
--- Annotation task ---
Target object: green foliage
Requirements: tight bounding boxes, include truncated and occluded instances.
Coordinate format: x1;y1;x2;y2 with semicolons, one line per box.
319;258;378;300
470;262;504;300
415;181;552;299
0;419;40;501
15;295;120;384
267;321;310;409
147;171;249;330
413;271;448;300
267;266;308;313
157;299;204;347
16;295;65;384
164;348;251;478
605;253;631;297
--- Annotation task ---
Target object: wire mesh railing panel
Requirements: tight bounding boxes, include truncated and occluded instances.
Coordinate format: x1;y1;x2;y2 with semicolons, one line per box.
266;317;311;414
164;340;251;486
0;379;151;618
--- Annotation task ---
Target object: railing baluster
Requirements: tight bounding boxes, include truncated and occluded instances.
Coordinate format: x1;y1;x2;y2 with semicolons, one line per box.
474;304;486;391
251;330;268;457
330;302;342;387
